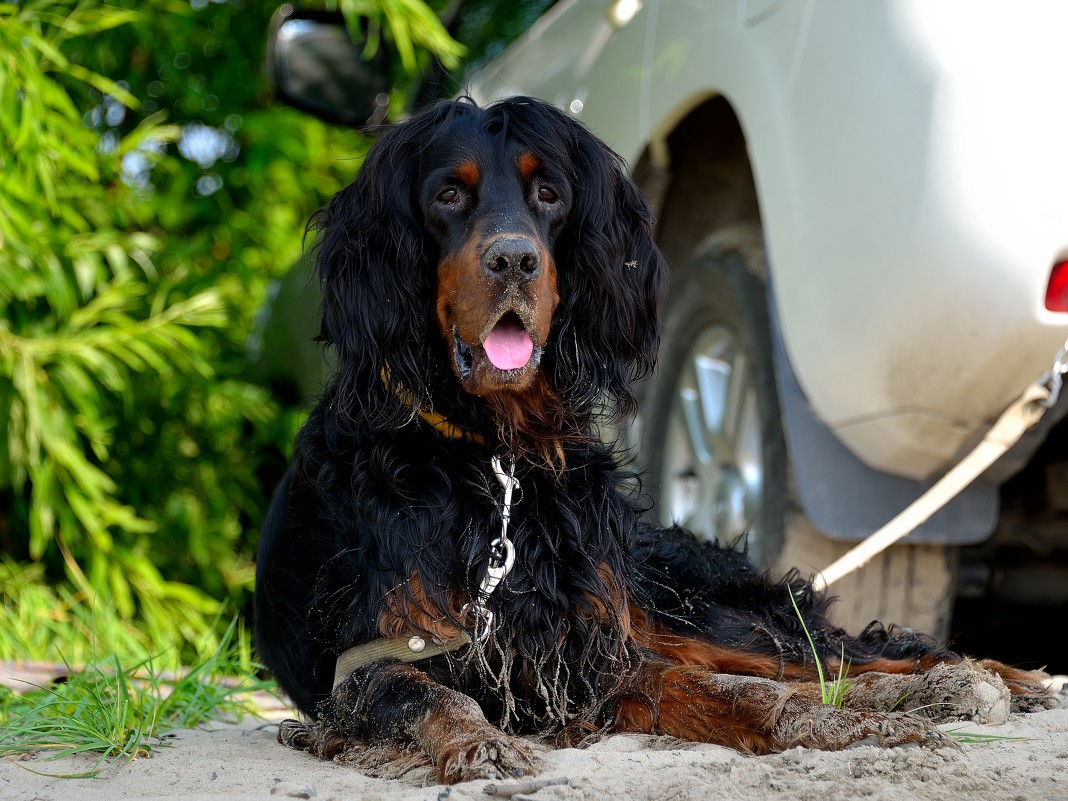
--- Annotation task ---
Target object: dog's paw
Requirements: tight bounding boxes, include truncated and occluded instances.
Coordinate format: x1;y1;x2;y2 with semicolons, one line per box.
437;733;539;784
277;718;314;750
278;717;369;763
775;697;955;751
902;660;1011;724
975;659;1058;713
840;661;1012;724
1009;687;1060;713
859;712;957;750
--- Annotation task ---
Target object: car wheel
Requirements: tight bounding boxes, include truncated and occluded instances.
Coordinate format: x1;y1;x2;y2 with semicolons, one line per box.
640;236;787;568
639;231;956;638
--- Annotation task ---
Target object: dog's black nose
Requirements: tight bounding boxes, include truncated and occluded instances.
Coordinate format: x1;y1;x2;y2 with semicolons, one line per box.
483;237;540;281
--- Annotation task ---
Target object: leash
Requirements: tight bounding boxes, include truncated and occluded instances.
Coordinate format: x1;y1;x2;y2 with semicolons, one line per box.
332;455;518;689
812;335;1068;591
332;630;473;688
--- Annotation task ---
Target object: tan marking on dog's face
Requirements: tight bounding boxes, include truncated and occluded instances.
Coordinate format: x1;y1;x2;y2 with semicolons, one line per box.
517;152;540;183
425;142;569;397
455;160;480;189
435;233;559;396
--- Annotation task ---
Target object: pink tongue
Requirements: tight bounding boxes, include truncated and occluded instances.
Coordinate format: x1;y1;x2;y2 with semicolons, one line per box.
483;321;534;370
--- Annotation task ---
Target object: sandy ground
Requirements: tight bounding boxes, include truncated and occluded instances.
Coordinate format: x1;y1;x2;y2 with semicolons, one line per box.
3;681;1067;801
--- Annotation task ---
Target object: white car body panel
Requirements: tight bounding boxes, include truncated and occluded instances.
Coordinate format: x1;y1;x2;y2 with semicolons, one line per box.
470;0;1068;480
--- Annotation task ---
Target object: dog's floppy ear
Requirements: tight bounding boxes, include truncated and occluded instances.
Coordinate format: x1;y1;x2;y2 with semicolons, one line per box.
311;110;448;428
549;115;666;419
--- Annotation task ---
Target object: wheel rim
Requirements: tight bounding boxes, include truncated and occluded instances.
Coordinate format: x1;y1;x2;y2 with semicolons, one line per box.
659;325;766;560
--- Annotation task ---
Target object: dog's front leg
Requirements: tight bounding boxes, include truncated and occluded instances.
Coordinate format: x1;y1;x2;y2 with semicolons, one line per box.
279;659;538;783
611;660;953;753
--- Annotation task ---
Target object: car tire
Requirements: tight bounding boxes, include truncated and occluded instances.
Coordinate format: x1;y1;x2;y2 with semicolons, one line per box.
639;228;956;639
639;230;787;567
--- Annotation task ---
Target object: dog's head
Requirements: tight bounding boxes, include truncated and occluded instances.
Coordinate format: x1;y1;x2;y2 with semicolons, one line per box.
422;110;564;397
313;97;664;440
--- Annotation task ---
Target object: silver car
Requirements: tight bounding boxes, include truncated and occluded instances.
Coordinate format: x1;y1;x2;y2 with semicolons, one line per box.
266;0;1068;639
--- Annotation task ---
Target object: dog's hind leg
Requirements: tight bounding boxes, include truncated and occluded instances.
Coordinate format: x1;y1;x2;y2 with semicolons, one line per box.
611;660;954;754
279;659;538;784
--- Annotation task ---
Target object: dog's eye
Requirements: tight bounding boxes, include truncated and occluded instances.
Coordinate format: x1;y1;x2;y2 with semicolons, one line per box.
537;186;557;204
438;188;460;205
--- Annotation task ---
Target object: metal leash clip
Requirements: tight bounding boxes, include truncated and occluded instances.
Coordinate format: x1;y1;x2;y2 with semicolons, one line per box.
462;456;519;642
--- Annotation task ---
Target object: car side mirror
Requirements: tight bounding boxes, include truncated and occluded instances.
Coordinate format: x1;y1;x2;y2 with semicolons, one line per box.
267;4;391;127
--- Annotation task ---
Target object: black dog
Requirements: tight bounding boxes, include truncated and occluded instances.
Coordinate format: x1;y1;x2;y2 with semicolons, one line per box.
254;96;1052;783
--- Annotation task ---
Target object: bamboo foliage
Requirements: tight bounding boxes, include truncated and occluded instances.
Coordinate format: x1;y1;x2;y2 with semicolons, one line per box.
1;1;236;655
336;0;466;73
0;0;484;664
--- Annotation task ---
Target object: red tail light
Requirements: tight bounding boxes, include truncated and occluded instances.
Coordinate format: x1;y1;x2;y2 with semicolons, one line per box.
1046;260;1068;312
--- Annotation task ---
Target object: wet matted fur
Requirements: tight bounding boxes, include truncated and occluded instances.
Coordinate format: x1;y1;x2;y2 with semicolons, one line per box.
254;96;1054;784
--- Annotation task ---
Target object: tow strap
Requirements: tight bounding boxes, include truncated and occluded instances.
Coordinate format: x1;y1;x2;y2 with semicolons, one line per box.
813;335;1068;591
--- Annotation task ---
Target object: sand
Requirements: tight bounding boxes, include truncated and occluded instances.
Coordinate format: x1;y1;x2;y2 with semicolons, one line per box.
3;680;1066;801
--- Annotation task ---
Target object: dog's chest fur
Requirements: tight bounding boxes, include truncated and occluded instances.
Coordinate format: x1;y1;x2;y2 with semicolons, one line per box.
294;406;640;728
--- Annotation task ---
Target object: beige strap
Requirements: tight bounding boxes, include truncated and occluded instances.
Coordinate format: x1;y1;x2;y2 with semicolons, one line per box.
332;632;472;690
812;381;1052;591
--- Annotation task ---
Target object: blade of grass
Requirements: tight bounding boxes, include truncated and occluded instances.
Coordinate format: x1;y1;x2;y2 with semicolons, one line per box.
788;587;832;704
942;727;1030;744
826;643;853;708
886;691;911;712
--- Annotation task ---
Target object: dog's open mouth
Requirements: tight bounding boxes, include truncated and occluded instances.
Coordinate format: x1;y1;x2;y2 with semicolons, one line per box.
454;312;542;382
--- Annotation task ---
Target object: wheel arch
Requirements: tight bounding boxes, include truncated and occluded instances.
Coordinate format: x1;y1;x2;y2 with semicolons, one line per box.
632;94;999;546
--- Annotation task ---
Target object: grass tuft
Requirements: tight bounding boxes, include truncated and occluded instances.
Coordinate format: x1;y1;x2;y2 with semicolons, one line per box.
788;587;852;707
0;617;274;778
